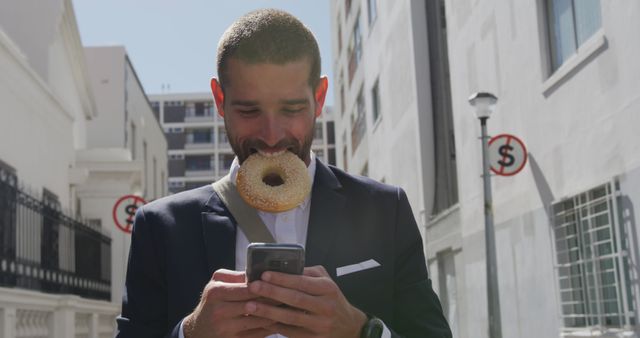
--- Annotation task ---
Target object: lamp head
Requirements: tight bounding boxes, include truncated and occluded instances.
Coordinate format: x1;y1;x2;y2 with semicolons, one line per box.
468;92;498;119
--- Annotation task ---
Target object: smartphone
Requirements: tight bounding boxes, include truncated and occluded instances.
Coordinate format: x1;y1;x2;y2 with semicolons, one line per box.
246;243;305;282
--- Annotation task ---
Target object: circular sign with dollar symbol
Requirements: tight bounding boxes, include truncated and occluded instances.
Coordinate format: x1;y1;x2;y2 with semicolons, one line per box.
112;195;147;234
488;134;528;176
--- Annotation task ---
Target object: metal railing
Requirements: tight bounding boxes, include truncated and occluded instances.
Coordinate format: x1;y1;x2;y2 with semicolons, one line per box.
552;181;636;330
0;173;111;301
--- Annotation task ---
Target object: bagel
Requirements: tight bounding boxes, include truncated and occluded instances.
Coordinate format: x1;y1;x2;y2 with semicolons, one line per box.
236;151;311;212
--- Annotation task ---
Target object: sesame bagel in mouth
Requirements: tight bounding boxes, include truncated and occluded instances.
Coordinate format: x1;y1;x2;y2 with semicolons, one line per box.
236;150;312;212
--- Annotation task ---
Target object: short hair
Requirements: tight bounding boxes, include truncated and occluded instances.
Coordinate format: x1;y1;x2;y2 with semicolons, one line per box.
217;9;321;91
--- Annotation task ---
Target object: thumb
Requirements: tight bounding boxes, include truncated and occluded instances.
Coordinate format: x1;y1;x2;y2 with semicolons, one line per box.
212;269;246;283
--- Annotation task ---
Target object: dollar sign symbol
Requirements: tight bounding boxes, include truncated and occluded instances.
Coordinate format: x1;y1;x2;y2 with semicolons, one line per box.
498;144;515;167
125;204;138;229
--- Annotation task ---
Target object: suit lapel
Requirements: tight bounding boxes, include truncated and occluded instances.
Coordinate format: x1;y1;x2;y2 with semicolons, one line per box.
305;160;347;270
201;189;237;275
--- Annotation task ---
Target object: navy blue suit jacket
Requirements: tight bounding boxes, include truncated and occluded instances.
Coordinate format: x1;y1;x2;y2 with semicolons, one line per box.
116;159;451;337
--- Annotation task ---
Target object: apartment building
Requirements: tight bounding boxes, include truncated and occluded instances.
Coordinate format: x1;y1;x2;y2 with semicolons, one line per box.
149;93;337;194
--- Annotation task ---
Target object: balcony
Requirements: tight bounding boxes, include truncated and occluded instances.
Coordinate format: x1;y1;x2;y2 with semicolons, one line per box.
184;115;215;123
0;176;111;302
184;103;216;123
184;141;214;150
184;169;215;178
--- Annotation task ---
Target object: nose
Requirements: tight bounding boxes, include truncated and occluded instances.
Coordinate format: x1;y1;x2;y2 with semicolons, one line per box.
259;112;286;149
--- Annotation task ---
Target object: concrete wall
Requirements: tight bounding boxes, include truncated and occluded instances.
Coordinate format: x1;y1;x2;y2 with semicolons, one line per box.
0;30;75;208
428;0;640;337
84;46;168;201
82;47;168;304
124;60;168;201
0;0;64;84
330;0;435;229
0;0;95;211
84;47;127;149
0;0;120;333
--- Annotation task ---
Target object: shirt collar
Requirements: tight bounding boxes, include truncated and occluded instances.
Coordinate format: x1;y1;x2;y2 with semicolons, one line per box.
228;151;316;211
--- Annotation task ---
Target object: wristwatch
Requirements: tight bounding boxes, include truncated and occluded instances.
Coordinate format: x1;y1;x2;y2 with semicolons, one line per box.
360;314;384;338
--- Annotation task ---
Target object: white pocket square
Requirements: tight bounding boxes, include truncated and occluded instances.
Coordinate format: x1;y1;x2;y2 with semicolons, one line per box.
336;259;381;277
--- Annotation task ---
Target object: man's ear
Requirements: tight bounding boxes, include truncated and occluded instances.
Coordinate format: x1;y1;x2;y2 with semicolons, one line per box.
314;76;329;118
210;78;225;117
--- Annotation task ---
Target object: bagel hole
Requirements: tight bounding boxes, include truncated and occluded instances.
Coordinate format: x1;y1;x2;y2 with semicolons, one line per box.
263;172;285;187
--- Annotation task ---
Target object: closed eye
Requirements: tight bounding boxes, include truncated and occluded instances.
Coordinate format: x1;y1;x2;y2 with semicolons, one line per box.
238;109;260;115
282;107;305;114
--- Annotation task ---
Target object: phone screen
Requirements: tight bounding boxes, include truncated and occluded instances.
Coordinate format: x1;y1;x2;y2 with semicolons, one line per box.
246;243;305;282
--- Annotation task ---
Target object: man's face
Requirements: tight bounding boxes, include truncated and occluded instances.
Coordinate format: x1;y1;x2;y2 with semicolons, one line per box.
211;58;328;166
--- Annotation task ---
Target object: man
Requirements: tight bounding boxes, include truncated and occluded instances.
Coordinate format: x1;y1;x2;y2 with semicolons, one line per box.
116;9;451;338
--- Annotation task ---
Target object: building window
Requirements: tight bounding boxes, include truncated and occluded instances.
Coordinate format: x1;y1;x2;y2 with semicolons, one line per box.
218;127;229;146
219;154;235;173
188;128;213;144
339;72;346;116
347;15;362;85
185;181;210;190
169;181;186;188
351;88;366;153
327;121;335;144
546;0;602;72
367;0;377;26
161;171;165;196
337;19;342;54
427;0;458;216
169;180;185;194
328;148;336;166
371;78;381;124
186;155;213;171
205;102;216;116
185;102;196;117
341;132;349;171
552;181;635;328
143;141;148;196
130;122;136;160
313;122;323;141
153;157;157;198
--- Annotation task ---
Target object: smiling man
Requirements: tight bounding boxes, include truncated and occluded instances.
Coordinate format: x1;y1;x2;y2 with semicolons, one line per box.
116;9;451;338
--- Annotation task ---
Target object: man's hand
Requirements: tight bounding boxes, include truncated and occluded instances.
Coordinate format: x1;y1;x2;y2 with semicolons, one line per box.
183;269;276;338
245;265;368;338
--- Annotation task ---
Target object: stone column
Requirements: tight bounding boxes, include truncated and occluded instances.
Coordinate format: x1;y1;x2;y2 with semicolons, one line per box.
0;307;16;338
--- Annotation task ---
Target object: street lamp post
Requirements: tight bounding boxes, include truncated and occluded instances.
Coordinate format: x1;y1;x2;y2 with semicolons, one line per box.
468;92;502;338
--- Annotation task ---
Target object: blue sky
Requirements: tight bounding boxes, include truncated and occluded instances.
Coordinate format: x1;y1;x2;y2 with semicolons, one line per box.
73;0;334;104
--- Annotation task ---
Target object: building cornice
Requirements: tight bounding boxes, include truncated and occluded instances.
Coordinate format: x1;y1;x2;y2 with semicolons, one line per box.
59;0;98;119
0;29;74;123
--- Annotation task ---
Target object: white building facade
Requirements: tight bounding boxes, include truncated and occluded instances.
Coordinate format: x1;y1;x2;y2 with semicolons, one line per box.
329;0;459;234
149;93;337;194
426;1;640;337
0;0;119;337
82;45;168;306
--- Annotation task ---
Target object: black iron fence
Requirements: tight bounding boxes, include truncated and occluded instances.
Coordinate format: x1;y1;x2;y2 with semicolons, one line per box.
0;170;111;301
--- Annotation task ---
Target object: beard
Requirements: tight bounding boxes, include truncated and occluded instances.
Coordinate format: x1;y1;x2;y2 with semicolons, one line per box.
225;121;315;166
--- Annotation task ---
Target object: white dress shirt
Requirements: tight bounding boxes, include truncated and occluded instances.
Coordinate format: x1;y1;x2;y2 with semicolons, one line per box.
180;152;389;338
